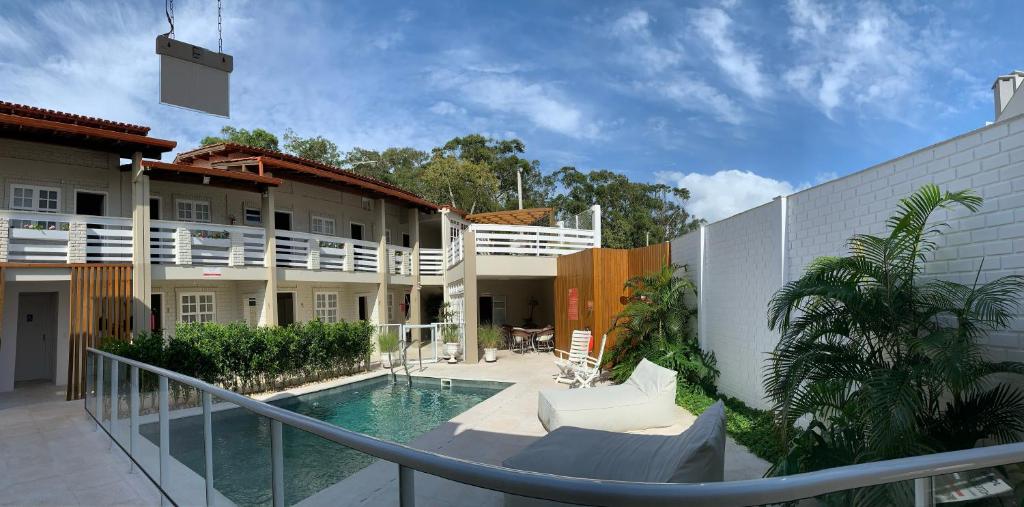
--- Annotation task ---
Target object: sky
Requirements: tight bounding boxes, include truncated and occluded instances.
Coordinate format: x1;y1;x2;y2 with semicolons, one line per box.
1;0;1022;222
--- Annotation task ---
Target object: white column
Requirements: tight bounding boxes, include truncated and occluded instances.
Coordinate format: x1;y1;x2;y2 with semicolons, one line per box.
307;238;320;270
67;222;87;264
262;186;278;326
228;231;246;267
130;152;152;335
591;204;602;248
409;208;421;341
174;228;192;265
0;216;8;262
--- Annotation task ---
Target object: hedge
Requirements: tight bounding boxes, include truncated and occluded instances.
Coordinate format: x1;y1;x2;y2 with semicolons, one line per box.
676;383;784;466
100;320;374;394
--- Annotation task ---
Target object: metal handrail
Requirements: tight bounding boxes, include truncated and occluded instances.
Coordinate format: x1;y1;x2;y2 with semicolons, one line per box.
85;347;1024;506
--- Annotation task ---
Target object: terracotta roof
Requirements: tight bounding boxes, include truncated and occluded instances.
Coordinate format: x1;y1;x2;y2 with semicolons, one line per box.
0;101;150;135
176;143;441;212
138;160;280;192
0;101;175;158
466;207;553;225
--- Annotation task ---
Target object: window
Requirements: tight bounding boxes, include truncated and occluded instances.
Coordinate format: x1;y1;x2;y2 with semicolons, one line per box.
11;185;60;212
388;293;395;322
315;292;339;323
75;191;105;216
402;233;411;248
244;208;262;225
361;197;373;211
180;293;215;323
312;216;336;235
176;199;211;222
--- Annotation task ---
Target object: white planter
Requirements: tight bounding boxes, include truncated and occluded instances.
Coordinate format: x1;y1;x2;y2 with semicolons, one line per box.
444;342;461;360
193;237;231;248
484;348;497;363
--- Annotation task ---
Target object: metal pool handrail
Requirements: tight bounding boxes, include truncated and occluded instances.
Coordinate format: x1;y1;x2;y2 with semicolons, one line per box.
85;347;1024;507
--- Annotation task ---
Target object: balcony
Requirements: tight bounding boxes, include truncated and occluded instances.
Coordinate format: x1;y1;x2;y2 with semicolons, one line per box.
471;223;598;256
419;248;443;276
274;230;379;273
0;210;133;264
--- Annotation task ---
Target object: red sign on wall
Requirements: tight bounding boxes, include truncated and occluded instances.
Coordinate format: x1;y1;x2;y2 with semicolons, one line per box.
568;288;579;321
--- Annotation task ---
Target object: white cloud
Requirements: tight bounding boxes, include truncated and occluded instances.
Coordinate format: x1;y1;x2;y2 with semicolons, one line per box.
691;8;770;100
783;0;955;121
656;169;804;222
610;9;683;72
429;101;464;116
645;75;746;126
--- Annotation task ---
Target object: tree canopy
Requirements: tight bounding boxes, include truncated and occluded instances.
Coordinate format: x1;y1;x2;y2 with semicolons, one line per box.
198;126;703;247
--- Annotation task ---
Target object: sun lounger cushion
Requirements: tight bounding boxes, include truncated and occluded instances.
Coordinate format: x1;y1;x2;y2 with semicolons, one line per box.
503;402;726;506
537;359;678;432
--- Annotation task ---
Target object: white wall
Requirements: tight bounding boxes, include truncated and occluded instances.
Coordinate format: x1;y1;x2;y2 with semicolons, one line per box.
673;114;1024;408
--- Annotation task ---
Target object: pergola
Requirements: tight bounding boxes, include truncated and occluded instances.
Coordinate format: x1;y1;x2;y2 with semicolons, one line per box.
465;207;554;226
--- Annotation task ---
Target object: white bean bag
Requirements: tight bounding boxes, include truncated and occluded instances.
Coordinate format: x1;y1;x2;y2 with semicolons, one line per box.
537;358;677;432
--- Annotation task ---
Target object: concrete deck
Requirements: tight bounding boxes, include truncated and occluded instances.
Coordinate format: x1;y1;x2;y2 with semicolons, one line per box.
0;352;769;506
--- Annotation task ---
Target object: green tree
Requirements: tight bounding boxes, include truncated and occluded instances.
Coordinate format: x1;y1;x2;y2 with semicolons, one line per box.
201;126;280;151
342;147;429;187
434;135;551;210
766;185;1024;503
283;129;342;166
418;156;499;213
548;167;701;248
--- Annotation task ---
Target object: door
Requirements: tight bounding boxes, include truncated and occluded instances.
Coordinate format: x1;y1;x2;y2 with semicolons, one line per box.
14;292;58;382
150;293;163;332
402;233;411;248
492;296;507;326
275;212;292;231
479;296;493;325
357;296;368;321
350;223;364;241
277;293;295;326
243;294;260;326
149;198;161;220
75;191;105;216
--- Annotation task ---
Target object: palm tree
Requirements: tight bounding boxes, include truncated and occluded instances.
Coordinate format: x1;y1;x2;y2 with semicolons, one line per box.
765;184;1024;499
609;264;717;392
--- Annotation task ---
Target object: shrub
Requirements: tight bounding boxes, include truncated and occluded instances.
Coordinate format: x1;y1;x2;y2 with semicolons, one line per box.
99;320;374;394
766;185;1024;500
478;325;502;349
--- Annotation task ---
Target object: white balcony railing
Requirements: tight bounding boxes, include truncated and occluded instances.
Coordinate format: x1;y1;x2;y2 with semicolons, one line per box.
275;231;380;273
388;245;413;275
150;220;266;267
0;210;132;264
419;248;444;276
471;224;597;256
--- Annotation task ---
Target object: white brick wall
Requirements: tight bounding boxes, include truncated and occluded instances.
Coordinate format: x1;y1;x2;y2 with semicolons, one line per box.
672;114;1024;408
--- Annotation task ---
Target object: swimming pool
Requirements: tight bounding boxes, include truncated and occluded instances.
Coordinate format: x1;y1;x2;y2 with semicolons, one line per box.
142;375;509;505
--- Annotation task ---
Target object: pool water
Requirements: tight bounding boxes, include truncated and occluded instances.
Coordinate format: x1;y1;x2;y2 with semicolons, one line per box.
142;376;509;505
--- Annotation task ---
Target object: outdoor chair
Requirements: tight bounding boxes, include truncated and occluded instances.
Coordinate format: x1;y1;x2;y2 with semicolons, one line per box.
553;330;591;383
570;333;607;388
500;324;514;350
533;326;554;352
505;400;726;506
511;327;534;354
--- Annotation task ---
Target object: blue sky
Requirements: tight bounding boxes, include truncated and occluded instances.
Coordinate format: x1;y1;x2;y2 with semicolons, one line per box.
1;0;1021;221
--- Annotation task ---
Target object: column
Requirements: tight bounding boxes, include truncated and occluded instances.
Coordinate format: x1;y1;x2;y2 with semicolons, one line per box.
440;209;450;307
130;152;152;335
374;199;390;361
462;230;479;363
408;208;421;341
261;184;278;326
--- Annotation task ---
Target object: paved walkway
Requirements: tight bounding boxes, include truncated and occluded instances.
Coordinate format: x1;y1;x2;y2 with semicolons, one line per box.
0;352;769;506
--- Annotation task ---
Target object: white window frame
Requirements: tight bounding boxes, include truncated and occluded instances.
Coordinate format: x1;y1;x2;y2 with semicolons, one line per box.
10;184;61;212
151;292;165;332
361;197;373;211
74;190;108;216
314;292;339;323
350;221;365;241
176;199;212;223
312;215;336;236
244;207;262;226
179;292;216;323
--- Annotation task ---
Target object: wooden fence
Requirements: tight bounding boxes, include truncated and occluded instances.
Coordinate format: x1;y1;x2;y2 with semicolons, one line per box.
67;264;133;399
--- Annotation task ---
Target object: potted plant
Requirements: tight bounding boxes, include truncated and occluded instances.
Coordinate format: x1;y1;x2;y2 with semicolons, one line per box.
441;324;462;363
478;325;501;363
378;331;399;370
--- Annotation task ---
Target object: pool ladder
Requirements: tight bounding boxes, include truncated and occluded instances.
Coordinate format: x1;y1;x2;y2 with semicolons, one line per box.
440;378;453;389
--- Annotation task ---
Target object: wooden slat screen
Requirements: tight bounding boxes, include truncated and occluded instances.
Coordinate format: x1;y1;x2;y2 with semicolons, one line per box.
67;264;133;400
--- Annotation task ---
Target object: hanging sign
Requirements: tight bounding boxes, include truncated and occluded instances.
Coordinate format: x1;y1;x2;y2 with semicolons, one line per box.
156;35;233;117
568;288;579;321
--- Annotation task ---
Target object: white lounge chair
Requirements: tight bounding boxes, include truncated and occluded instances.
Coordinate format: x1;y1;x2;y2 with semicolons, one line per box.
571;333;607;388
553;330;590;384
538;358;678;432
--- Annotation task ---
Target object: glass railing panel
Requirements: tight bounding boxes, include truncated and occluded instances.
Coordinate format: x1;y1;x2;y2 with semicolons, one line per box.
282;425;383;505
160;379;208;505
209;398;273;506
133;369;162;485
85;352;96;417
109;358;131;447
100;354;112;431
928;461;1024;505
